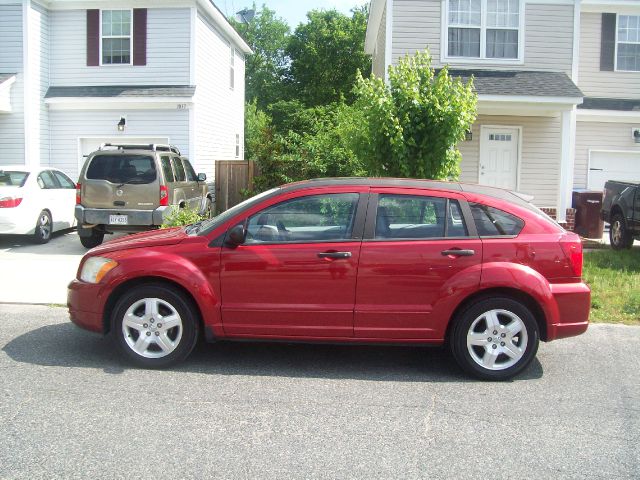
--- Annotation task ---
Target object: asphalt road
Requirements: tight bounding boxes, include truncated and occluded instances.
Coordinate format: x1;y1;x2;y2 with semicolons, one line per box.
1;304;638;479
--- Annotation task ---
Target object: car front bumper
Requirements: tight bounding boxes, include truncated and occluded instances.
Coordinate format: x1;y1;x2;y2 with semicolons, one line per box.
75;205;171;228
547;282;591;341
67;279;107;333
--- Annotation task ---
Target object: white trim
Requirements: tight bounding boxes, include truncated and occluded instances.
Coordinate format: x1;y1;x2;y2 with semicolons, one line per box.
479;94;583;105
587;148;640;191
189;6;196;85
0;75;16;112
99;8;134;67
385;0;393;83
576;109;640;122
479;125;522;191
441;0;525;65
365;0;386;54
188;99;196;162
571;0;581;82
22;0;33;167
558;108;576;223
46;98;194;111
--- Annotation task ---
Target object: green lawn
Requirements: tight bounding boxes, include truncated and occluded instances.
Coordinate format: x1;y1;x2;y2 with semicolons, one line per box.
583;248;640;325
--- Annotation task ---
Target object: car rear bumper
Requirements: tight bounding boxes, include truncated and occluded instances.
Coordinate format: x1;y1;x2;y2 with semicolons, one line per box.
67;279;106;333
0;208;35;234
547;282;591;341
75;205;171;227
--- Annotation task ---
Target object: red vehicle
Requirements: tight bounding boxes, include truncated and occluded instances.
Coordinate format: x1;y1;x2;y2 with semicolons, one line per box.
68;178;590;380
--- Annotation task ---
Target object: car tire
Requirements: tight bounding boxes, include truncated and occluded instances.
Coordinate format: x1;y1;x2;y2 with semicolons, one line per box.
79;228;104;249
204;197;213;219
450;297;539;381
609;213;633;250
32;210;52;244
111;283;199;368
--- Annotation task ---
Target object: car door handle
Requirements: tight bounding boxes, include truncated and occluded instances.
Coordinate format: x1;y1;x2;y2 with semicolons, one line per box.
317;251;352;259
441;249;475;257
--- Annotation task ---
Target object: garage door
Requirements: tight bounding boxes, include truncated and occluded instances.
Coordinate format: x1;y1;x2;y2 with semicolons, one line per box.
78;137;169;175
588;151;640;191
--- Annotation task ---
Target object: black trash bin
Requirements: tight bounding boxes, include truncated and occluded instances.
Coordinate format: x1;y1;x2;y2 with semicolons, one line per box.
572;189;604;238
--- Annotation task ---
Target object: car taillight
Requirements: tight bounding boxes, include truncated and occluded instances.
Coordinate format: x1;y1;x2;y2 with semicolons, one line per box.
0;197;22;208
160;185;169;206
76;183;81;205
560;235;583;277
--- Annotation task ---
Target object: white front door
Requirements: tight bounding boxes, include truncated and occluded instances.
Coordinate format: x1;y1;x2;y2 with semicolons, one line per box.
479;127;519;190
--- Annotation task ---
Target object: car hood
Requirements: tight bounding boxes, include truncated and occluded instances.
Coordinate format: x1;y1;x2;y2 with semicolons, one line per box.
88;227;187;255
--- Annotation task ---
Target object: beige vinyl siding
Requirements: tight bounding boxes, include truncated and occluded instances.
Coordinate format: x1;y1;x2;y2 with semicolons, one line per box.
459;115;561;208
0;4;24;165
579;13;640;98
574;121;640;189
372;5;386;78
49;109;189;180
391;1;573;74
49;8;191;86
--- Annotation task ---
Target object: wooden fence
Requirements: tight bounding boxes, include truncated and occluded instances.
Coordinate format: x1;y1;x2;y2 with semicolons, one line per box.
214;160;257;213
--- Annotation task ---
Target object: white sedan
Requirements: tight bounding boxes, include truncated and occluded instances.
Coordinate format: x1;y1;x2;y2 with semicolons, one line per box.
0;166;77;243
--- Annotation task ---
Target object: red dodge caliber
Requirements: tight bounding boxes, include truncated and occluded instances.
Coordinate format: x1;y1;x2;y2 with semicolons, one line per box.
68;178;590;380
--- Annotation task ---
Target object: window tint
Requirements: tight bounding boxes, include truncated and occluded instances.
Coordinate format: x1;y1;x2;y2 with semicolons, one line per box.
448;200;468;237
246;193;359;243
37;171;58;189
0;171;29;187
53;171;76;189
86;154;157;184
182;159;197;182
470;202;524;236
376;195;448;239
160;155;174;183
172;157;186;182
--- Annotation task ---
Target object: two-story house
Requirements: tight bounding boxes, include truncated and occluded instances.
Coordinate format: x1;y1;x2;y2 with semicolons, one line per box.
366;0;640;225
0;0;250;180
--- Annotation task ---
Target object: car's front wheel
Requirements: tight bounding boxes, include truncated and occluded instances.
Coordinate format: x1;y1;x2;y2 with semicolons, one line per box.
450;297;539;381
609;213;633;250
111;284;199;368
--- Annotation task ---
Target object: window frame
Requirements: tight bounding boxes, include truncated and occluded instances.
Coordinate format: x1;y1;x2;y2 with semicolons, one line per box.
442;0;525;65
615;14;640;72
99;9;133;67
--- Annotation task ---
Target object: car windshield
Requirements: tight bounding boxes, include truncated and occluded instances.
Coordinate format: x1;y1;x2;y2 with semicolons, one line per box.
196;187;280;235
0;170;29;187
86;154;157;184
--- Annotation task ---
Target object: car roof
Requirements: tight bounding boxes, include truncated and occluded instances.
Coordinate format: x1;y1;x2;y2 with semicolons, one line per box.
0;165;64;173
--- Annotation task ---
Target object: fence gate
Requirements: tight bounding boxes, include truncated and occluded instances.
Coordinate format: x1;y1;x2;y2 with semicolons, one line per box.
214;160;256;213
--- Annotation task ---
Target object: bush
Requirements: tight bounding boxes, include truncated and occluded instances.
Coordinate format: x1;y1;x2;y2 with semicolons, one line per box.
161;206;205;228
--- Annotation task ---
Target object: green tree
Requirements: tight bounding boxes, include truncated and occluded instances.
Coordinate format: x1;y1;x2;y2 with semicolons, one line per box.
230;4;290;110
286;7;371;107
351;51;477;179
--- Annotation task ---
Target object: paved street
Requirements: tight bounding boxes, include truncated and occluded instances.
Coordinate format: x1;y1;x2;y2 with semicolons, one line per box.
1;304;638;479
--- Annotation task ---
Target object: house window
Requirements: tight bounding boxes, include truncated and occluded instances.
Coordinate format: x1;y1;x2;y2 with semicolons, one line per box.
101;10;132;65
447;0;521;60
230;47;235;90
617;15;640;71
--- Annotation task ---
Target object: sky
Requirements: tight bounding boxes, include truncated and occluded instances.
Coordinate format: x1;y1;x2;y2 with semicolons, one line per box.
217;0;370;28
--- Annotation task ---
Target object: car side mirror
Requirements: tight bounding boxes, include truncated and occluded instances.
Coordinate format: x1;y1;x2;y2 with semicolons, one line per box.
197;173;207;182
225;224;246;247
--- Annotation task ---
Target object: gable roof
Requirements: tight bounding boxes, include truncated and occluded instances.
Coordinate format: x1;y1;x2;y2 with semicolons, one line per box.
45;85;195;99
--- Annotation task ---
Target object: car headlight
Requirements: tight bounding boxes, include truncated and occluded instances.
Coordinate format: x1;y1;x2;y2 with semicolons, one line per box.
80;257;118;284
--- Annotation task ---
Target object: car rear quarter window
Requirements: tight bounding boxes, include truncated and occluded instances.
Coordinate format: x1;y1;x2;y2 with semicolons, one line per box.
182;159;197;182
172;157;186;182
470;202;524;236
160;155;174;183
86;155;157;184
37;171;58;189
246;193;359;243
53;171;76;189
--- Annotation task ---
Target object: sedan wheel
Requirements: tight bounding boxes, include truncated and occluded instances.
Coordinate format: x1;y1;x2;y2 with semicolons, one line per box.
33;210;52;244
112;284;199;368
451;297;539;380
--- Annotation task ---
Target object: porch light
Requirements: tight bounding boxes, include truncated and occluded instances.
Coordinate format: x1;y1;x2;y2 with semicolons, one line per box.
465;129;473;141
117;117;126;132
633;128;640;144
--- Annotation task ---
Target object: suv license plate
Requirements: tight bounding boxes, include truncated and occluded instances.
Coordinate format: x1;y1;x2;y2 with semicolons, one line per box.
109;215;128;225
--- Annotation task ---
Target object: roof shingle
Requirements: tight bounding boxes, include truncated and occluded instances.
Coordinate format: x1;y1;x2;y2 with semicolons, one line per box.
45;85;196;98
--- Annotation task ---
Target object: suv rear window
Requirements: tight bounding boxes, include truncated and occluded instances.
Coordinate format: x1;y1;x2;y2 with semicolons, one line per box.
470;203;524;236
86;155;157;184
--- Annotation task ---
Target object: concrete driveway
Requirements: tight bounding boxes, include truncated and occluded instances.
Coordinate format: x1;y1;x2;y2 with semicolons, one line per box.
0;229;124;304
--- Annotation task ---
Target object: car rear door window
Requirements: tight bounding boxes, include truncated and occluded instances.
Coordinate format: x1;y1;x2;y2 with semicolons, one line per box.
160;155;174;183
53;171;76;189
470;202;524;236
172;157;186;182
37;171;58;189
246;193;360;243
86;155;157;184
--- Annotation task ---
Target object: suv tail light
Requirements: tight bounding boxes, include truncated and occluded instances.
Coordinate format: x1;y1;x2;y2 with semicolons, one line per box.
559;234;583;277
75;183;81;205
0;196;23;208
160;185;169;206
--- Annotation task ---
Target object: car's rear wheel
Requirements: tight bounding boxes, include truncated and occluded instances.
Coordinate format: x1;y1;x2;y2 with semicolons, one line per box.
451;297;539;381
111;284;199;368
609;213;633;250
79;227;104;249
32;210;52;244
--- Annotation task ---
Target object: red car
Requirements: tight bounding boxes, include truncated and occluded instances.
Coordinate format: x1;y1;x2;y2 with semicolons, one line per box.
68;178;590;380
